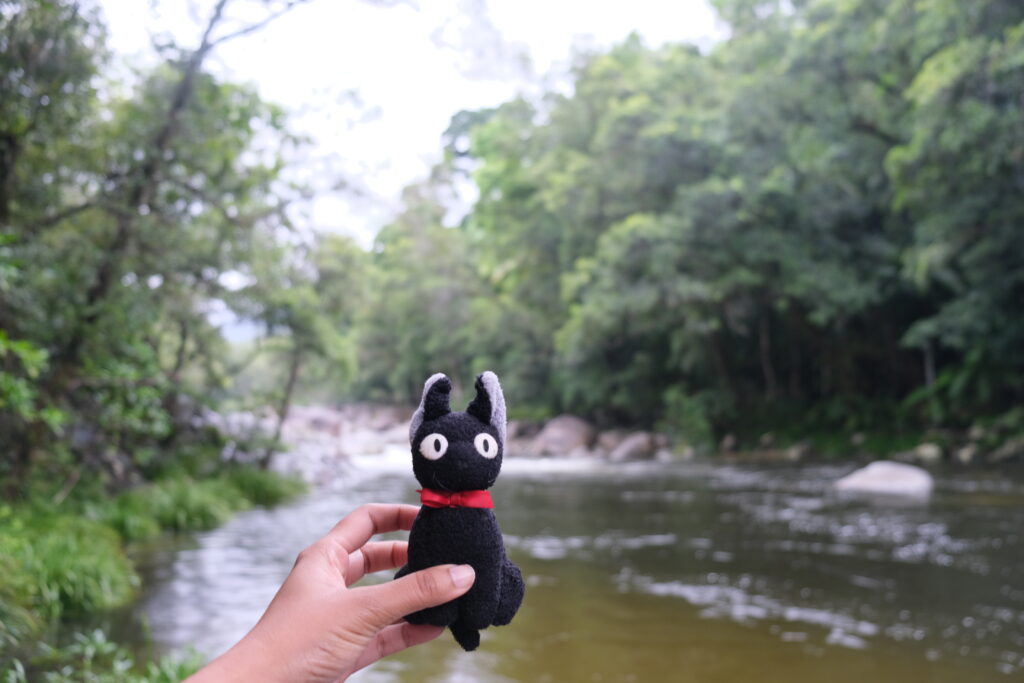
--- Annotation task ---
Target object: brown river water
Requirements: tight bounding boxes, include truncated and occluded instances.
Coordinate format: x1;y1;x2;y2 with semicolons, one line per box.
107;457;1024;682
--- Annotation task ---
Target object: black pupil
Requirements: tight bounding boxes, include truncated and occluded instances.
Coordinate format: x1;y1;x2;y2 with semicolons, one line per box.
482;439;489;452
434;438;441;451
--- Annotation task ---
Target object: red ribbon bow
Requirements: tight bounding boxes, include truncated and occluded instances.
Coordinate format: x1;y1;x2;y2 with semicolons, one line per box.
418;488;494;509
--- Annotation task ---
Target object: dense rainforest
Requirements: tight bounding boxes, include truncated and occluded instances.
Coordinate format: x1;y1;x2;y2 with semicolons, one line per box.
3;0;1024;496
1;0;1022;677
350;0;1024;447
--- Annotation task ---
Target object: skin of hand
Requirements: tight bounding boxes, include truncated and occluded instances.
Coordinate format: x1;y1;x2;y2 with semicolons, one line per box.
186;503;476;683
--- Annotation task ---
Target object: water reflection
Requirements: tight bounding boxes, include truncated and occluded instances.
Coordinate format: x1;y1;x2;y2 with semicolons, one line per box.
134;460;1024;681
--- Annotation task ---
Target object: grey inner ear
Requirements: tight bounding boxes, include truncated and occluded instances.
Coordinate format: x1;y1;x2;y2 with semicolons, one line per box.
409;372;448;442
477;371;506;446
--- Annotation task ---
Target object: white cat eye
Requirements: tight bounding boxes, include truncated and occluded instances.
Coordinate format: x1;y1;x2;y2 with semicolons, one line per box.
419;433;449;460
474;433;498;459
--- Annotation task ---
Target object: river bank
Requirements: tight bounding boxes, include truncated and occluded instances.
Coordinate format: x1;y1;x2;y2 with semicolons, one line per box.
0;467;305;680
8;401;1020;680
237;403;1024;486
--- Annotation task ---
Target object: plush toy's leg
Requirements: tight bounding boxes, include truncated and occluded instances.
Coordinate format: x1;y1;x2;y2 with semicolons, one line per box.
395;564;459;625
492;558;524;626
406;602;458;626
450;620;481;651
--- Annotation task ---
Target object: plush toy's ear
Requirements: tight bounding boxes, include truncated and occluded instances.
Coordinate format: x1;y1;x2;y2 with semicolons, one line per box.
409;373;452;441
466;371;507;446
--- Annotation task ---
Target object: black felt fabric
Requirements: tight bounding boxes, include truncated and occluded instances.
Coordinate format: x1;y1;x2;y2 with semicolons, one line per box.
395;372;525;651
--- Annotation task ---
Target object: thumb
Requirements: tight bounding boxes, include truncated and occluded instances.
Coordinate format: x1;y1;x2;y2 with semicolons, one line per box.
355;564;475;628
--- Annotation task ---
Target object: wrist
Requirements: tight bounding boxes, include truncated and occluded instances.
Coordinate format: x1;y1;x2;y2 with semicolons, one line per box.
187;628;291;683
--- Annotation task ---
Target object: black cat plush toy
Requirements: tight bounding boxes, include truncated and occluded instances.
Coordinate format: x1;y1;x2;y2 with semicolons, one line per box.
395;371;525;651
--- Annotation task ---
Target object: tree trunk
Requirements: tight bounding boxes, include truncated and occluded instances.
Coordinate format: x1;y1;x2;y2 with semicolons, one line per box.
923;340;936;388
5;440;31;501
159;317;191;449
49;0;230;386
705;329;738;404
5;421;45;501
759;310;778;401
0;132;19;226
262;348;302;470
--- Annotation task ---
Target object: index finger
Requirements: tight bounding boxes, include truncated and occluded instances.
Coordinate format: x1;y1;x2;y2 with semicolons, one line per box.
324;503;420;553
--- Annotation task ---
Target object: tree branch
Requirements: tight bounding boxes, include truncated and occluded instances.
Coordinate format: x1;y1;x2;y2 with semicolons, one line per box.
209;0;314;48
850;117;902;147
50;0;231;380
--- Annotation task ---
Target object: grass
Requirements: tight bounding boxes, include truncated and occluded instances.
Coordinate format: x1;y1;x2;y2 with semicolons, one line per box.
7;629;202;682
0;554;39;654
98;478;246;541
0;466;306;677
0;509;138;620
220;467;306;507
0;507;141;676
99;470;306;541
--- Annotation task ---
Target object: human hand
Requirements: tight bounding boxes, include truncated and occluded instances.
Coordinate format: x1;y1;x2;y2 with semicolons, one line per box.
186;503;475;682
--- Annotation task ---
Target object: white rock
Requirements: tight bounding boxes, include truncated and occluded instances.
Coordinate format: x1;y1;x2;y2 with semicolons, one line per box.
655;448;675;463
506;437;538;458
785;440;812;462
954;444;977;465
506;420;527;440
609;431;656;462
834;461;934;498
596;429;628;453
989;436;1024;463
532;415;596;456
566;445;601;459
914;442;943;464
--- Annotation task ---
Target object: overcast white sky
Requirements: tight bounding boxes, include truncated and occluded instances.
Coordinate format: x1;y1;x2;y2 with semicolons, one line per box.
100;0;722;244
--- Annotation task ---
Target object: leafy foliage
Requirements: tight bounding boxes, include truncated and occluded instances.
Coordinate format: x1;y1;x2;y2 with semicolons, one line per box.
347;0;1024;442
6;629;201;683
0;510;138;622
0;0;335;490
220;467;306;507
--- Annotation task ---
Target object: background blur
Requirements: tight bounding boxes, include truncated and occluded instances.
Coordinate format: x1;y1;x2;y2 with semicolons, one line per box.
2;0;1023;681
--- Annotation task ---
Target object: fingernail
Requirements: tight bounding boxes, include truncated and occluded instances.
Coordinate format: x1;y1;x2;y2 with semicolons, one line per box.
449;564;475;588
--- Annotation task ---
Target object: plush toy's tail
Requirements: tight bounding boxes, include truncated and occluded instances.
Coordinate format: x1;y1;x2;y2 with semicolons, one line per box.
450;620;480;651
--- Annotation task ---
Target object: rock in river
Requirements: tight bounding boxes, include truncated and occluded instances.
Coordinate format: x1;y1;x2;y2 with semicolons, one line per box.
834;461;934;498
609;431;656;462
532;415;596;456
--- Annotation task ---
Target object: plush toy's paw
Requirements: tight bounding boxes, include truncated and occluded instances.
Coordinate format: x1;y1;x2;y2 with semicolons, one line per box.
493;558;525;626
450;620;481;651
405;601;458;627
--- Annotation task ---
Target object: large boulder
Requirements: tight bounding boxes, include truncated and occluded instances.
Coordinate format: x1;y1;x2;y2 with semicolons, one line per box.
954;444;978;465
989;435;1024;463
719;433;738;453
596;429;629;453
968;424;987;442
609;431;657;462
786;440;813;462
531;415;596;456
834;461;934;498
913;442;943;465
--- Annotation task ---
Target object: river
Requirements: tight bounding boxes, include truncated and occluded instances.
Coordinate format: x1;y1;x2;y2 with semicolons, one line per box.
117;455;1024;681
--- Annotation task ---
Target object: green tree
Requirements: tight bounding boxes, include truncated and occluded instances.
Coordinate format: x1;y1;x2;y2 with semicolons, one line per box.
354;180;488;402
0;0;312;494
